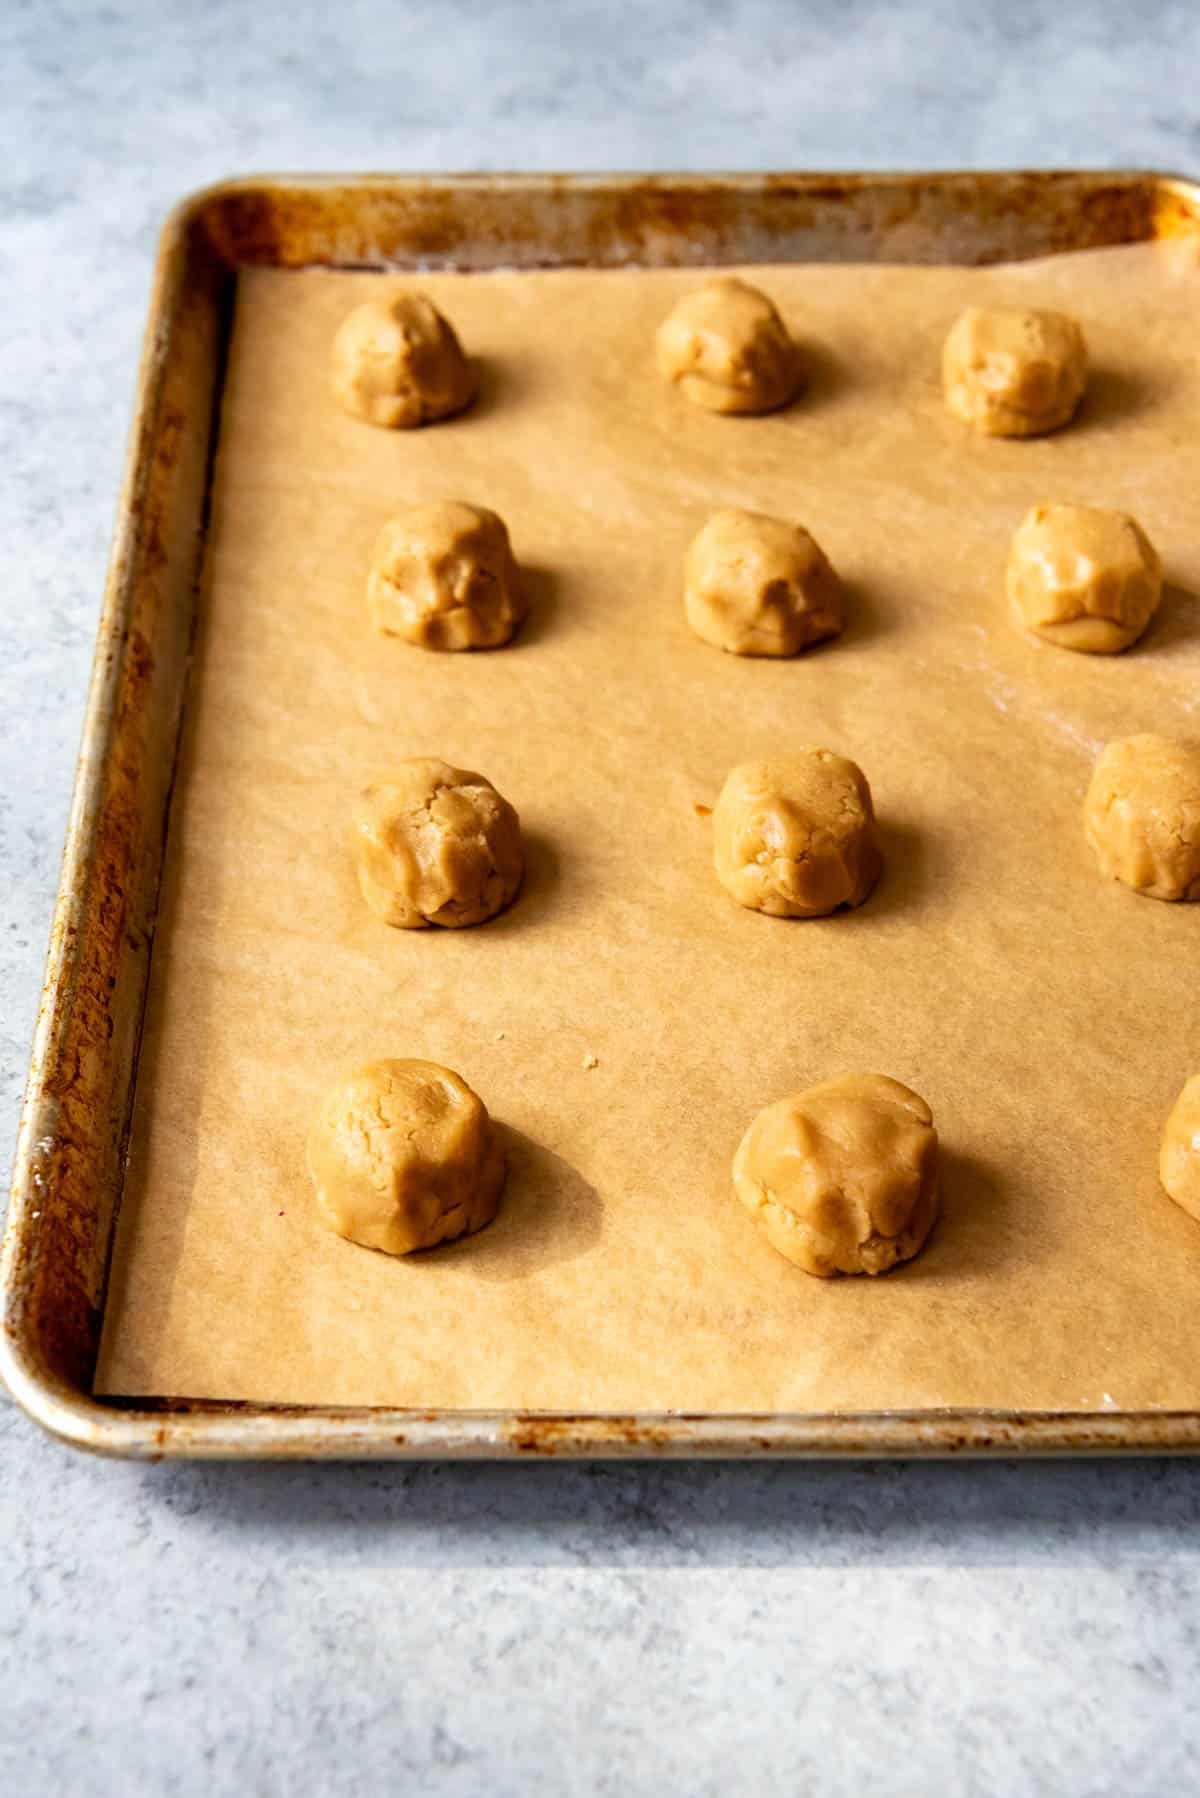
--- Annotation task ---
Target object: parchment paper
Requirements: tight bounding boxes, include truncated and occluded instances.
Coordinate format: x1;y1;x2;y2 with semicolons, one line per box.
97;244;1200;1412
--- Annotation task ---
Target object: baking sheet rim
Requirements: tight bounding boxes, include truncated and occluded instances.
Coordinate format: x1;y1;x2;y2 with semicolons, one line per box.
6;166;1200;1460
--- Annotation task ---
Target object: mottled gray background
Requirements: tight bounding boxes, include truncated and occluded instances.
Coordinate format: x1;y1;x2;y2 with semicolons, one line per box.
3;3;1199;1792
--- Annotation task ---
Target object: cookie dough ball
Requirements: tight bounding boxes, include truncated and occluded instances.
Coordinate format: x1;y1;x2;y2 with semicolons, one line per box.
684;508;843;657
733;1074;939;1276
1160;1075;1200;1224
656;277;800;414
330;292;476;429
1007;504;1162;654
307;1059;504;1255
1083;734;1200;902
352;758;523;928
368;501;526;651
942;305;1086;436
713;751;881;917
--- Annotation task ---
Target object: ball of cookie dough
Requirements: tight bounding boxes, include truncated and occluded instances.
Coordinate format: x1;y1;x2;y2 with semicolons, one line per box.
733;1074;940;1277
1160;1075;1200;1225
1007;504;1162;654
942;305;1087;436
1083;734;1200;902
684;508;843;657
713;751;881;918
330;292;476;429
307;1059;505;1255
352;758;523;928
656;277;800;414
367;501;526;651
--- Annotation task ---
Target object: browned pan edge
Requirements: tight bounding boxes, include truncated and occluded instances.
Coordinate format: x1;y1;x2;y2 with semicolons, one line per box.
4;171;1199;1460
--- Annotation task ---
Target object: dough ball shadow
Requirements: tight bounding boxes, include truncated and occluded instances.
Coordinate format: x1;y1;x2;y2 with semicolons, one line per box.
793;337;847;409
1072;365;1156;433
468;352;534;419
834;577;894;651
1141;582;1198;656
895;1146;1023;1281
430;1125;602;1280
512;565;560;646
481;829;562;934
847;815;934;923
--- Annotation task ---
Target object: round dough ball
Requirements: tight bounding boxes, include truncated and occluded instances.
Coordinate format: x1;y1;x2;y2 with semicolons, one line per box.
307;1059;504;1255
733;1074;940;1277
656;277;800;414
684;508;843;657
713;751;881;918
367;501;526;651
352;758;523;928
1160;1075;1200;1225
330;292;476;429
942;305;1087;436
1007;504;1162;654
1083;734;1200;902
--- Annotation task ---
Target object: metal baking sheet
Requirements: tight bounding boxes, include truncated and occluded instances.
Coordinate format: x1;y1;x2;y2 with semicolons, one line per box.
4;171;1200;1460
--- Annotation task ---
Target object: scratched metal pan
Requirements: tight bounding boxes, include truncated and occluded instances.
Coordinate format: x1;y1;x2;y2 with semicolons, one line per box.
4;171;1200;1461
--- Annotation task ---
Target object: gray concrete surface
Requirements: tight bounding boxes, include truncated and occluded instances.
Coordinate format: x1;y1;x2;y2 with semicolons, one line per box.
3;3;1199;1792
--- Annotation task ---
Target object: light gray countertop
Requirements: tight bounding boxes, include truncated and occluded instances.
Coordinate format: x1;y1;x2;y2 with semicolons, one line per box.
3;3;1199;1791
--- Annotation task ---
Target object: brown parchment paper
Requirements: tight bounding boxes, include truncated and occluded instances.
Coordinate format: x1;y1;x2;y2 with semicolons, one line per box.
97;244;1200;1413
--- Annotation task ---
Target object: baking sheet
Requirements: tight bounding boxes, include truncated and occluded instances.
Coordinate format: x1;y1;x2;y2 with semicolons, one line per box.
97;244;1200;1412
